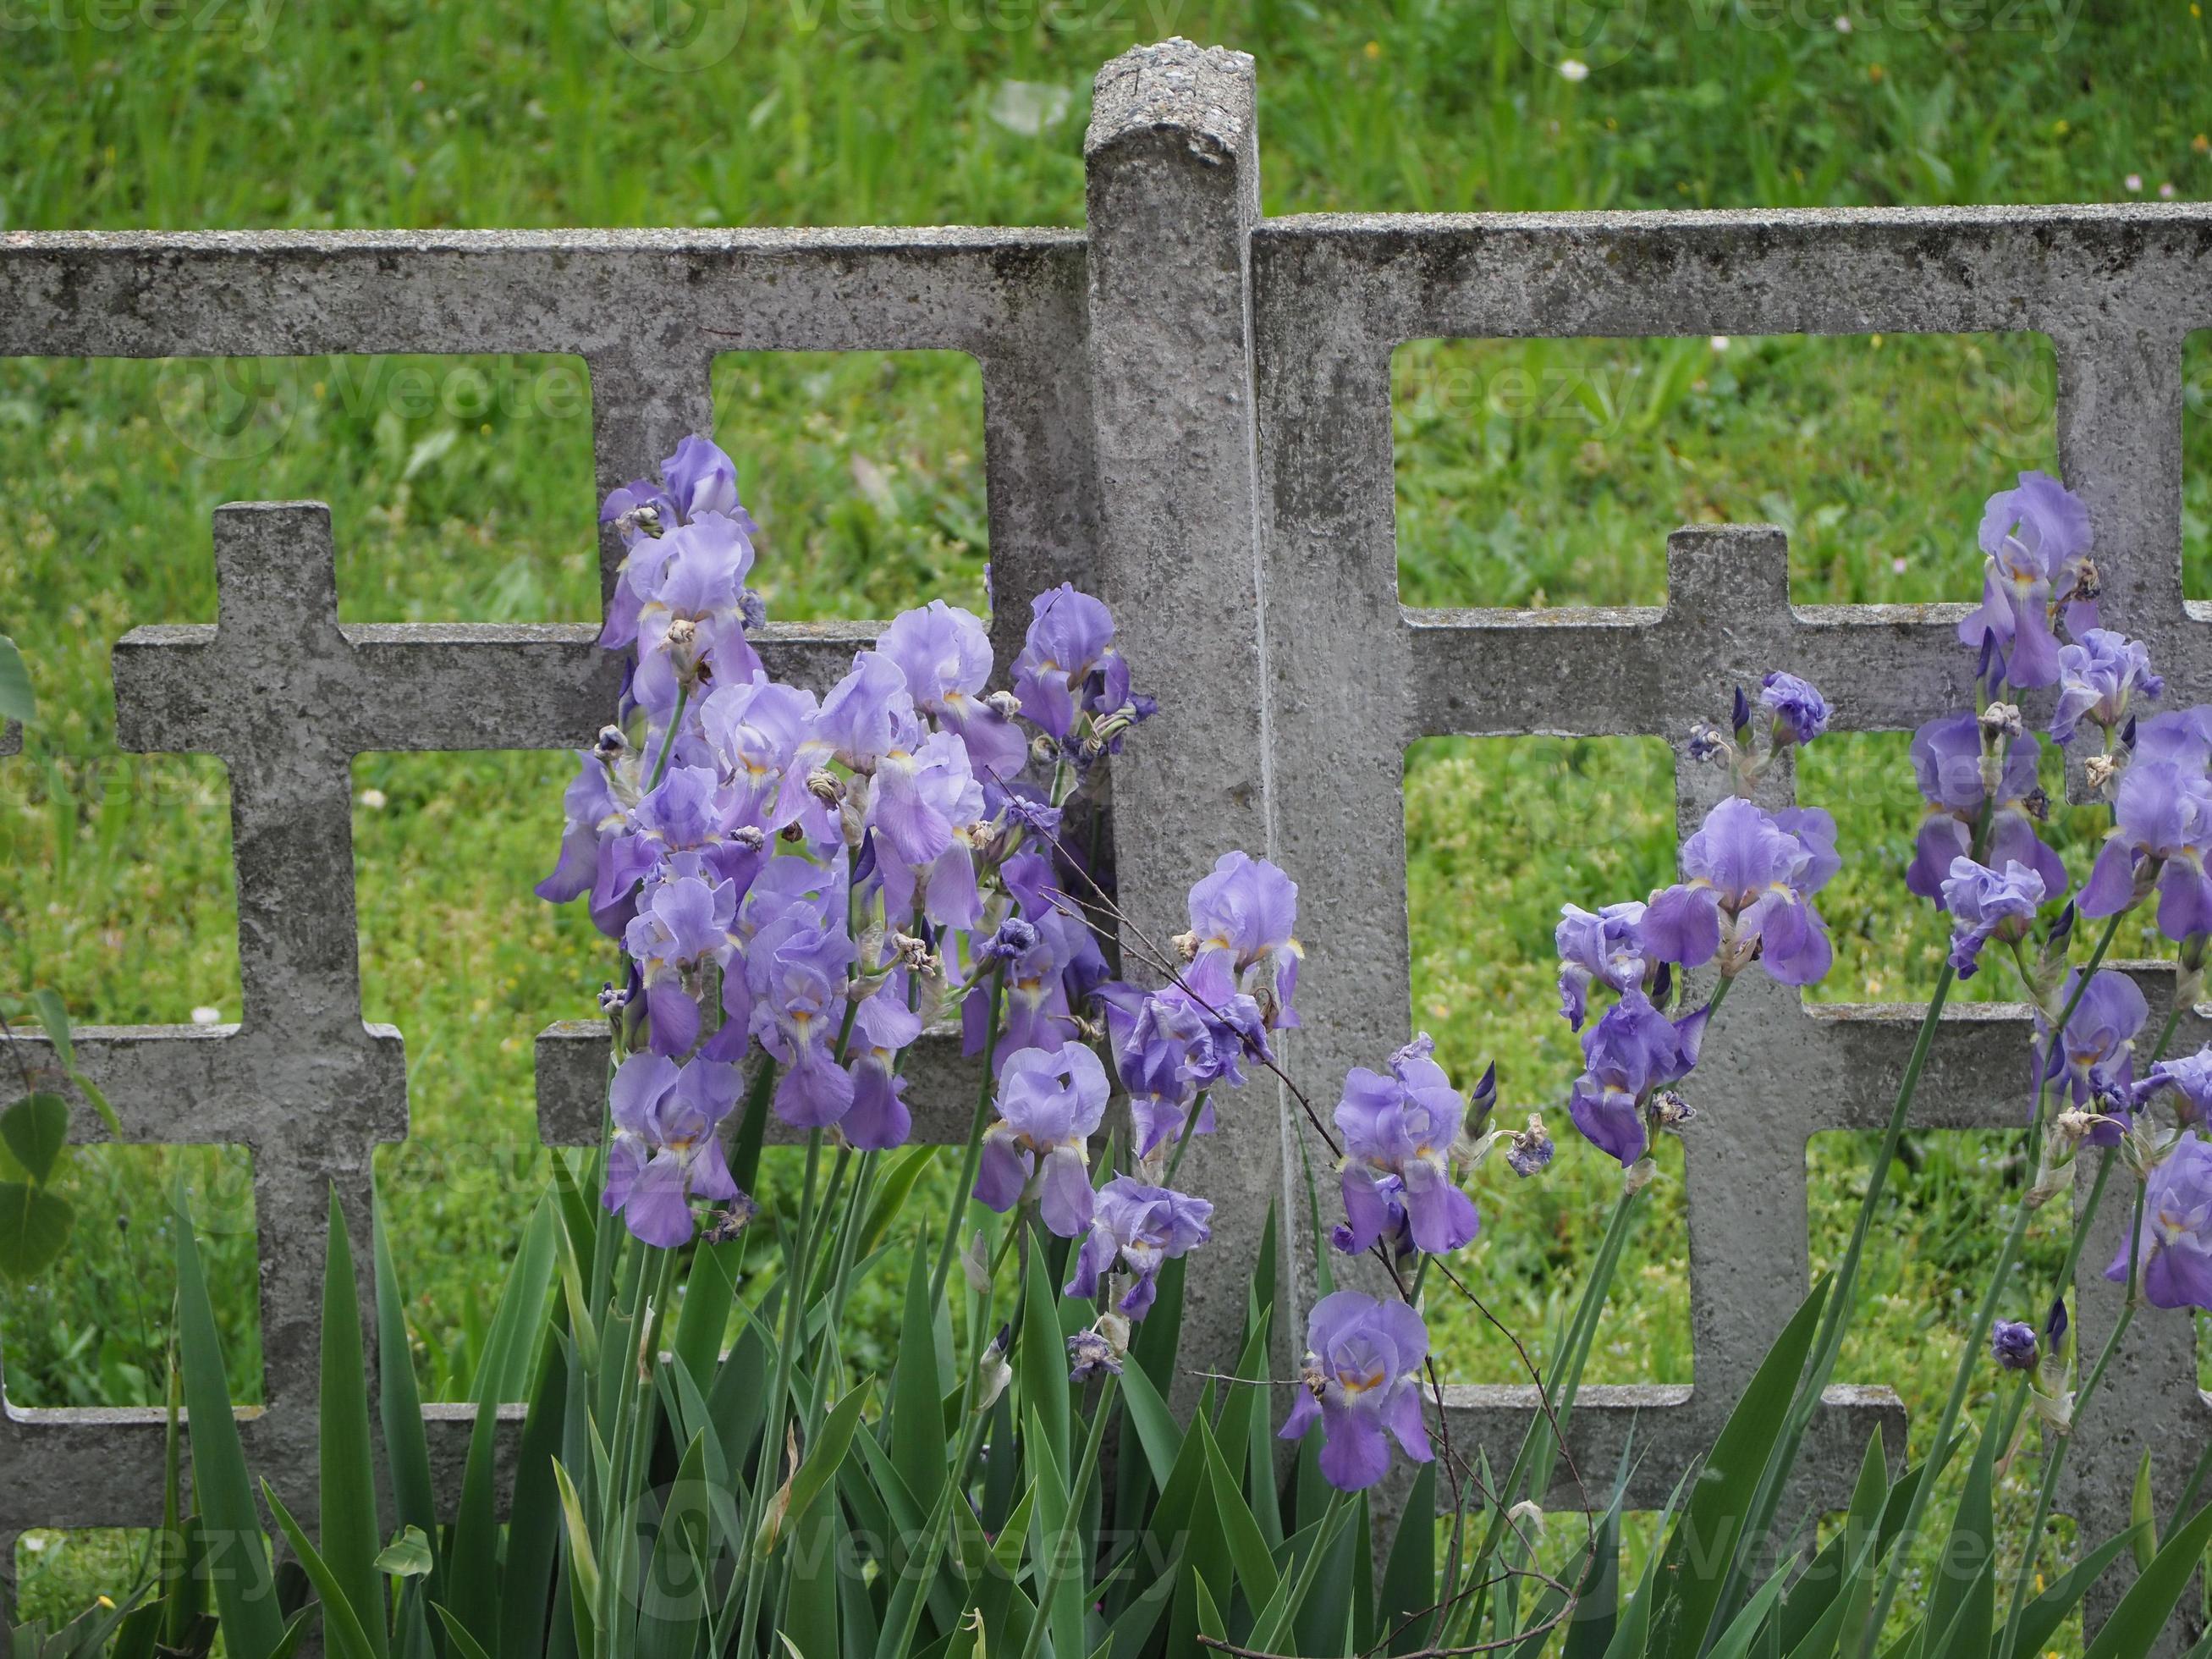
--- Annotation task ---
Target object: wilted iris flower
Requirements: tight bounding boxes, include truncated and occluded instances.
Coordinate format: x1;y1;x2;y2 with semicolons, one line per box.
1957;471;2096;690
1758;670;1830;748
1565;990;1708;1168
2039;967;2148;1144
1554;901;1648;1032
1064;1177;1213;1318
1989;1320;2039;1372
2051;629;2162;748
1940;857;2047;979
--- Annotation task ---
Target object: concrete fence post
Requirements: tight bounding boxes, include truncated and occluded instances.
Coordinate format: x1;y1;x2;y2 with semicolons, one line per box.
1081;38;1291;1400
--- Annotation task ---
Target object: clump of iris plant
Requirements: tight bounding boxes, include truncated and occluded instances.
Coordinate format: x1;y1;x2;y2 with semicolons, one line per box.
542;434;1154;1249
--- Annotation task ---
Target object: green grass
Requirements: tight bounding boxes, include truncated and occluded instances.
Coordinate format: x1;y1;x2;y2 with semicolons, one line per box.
5;0;2212;1641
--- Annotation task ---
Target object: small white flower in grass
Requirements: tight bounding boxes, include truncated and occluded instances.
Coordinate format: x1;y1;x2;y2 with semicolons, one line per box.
2161;182;2178;200
1558;58;1589;81
1892;556;1909;575
1709;335;1731;352
2126;174;2144;193
358;787;388;809
191;1006;222;1026
1834;13;1853;31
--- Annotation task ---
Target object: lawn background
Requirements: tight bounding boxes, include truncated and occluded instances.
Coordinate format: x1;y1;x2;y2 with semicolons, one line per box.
3;0;2211;1642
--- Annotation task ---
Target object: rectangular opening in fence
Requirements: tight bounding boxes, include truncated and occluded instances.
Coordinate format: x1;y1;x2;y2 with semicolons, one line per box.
1405;733;1689;1385
354;748;604;1404
0;1144;260;1409
0;354;600;634
1389;333;2057;610
1807;1128;2066;1414
2186;329;2212;602
0;755;239;1028
12;1529;154;1629
709;351;987;622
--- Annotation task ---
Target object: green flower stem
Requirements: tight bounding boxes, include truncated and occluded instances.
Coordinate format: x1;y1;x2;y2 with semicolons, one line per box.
1161;1088;1212;1187
930;963;1007;1306
645;682;688;792
1999;1165;2149;1655
735;1125;825;1649
1013;1372;1120;1659
608;1245;679;1648
1857;909;2127;1657
1996;969;2187;1648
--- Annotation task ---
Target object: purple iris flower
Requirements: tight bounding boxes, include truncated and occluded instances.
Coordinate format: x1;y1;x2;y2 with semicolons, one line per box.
1566;989;1709;1168
1063;1177;1213;1318
1906;714;2064;907
623;864;739;1057
537;752;629;933
744;889;858;1129
2078;759;2212;941
2135;706;2212;771
1013;584;1131;743
598;435;758;650
1957;471;2095;690
1940;857;2047;979
2052;630;2163;748
1095;984;1203;1158
1989;1320;2039;1372
876;600;1029;780
2040;967;2148;1144
2106;1131;2212;1312
843;978;921;1151
1278;1291;1433;1493
973;1044;1112;1237
628;512;762;716
699;670;835;844
813;651;918;774
626;765;763;895
1333;1035;1479;1258
603;1054;745;1248
1555;901;1648;1031
1758;671;1830;748
2143;1049;2212;1127
867;727;987;929
963;853;1110;1064
1183;851;1304;1029
1642;797;1838;986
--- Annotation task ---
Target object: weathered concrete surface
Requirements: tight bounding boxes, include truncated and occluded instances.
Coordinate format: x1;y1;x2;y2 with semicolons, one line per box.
4;47;2209;1649
1083;39;1292;1408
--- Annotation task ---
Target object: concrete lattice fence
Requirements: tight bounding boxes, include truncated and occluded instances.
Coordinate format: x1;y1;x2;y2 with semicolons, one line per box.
3;34;2210;1621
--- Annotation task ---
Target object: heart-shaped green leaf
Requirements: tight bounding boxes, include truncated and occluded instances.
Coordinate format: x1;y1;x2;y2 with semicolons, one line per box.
0;1181;71;1278
2;1093;70;1184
